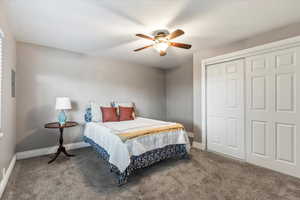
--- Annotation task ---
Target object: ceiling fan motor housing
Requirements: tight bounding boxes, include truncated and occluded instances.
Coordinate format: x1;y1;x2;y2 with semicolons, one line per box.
152;29;170;39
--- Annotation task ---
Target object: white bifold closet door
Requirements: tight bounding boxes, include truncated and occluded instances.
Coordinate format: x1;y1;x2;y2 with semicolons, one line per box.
206;59;245;159
246;47;300;178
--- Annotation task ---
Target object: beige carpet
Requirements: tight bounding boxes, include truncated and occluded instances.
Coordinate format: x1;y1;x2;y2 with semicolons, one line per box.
2;147;300;200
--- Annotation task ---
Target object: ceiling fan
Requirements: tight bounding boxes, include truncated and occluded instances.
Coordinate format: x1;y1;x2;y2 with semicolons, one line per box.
134;29;192;56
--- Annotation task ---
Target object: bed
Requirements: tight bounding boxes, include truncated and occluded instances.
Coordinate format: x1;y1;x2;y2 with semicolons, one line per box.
83;108;190;185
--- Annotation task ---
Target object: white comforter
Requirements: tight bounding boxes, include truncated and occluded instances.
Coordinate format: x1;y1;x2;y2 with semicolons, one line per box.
83;117;190;172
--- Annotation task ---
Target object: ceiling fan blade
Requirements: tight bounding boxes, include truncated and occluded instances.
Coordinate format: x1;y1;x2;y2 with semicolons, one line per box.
170;42;192;49
160;51;167;56
134;45;153;52
167;29;184;40
136;34;154;41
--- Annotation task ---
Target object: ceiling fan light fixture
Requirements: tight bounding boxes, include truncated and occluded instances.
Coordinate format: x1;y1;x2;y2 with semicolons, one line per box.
134;29;191;56
154;42;169;53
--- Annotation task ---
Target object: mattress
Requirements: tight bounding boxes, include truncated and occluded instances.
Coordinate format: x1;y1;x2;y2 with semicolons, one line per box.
83;117;190;172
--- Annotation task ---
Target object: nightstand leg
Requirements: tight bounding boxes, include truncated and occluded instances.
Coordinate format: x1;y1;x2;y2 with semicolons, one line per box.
61;146;75;157
48;150;61;164
48;127;75;164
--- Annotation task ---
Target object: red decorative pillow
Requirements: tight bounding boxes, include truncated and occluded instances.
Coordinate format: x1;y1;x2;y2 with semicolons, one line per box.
119;106;134;121
100;107;119;122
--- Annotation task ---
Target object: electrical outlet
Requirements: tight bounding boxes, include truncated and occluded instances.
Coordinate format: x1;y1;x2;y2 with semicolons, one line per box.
0;132;3;139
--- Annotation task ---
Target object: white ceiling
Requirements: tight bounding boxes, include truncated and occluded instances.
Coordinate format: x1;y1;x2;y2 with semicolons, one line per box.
6;0;300;68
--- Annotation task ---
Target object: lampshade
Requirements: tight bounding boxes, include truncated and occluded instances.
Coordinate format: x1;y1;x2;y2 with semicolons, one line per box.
55;97;72;110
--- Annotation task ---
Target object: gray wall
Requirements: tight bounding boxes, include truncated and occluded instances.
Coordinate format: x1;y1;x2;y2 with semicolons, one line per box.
16;42;166;152
193;21;300;142
16;21;300;151
165;61;193;131
0;0;16;180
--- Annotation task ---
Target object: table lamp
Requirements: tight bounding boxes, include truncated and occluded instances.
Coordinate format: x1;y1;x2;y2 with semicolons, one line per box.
55;97;72;125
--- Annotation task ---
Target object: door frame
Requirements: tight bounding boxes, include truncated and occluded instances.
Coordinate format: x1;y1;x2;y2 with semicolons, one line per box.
200;35;300;151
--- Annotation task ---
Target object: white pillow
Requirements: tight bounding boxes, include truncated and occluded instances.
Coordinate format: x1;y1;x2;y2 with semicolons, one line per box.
111;101;136;118
90;102;110;122
90;102;102;122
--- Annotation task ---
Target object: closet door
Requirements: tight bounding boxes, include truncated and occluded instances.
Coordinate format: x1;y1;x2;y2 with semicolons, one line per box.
207;59;245;159
246;47;300;178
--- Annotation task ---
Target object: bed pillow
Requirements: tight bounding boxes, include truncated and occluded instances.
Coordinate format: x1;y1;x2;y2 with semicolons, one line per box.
90;102;102;122
101;107;119;122
111;101;136;119
90;102;112;122
119;106;134;121
84;107;93;122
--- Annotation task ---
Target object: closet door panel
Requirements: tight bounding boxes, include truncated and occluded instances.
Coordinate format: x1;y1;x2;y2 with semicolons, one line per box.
251;120;268;157
207;59;245;159
246;47;300;178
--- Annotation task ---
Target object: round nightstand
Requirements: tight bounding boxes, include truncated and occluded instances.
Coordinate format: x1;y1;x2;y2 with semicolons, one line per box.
45;121;78;164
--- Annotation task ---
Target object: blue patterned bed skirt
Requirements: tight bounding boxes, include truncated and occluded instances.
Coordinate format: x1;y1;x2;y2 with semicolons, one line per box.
83;136;188;185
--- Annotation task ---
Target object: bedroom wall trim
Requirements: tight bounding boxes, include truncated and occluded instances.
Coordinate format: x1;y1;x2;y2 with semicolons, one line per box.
16;142;90;160
201;35;300;151
0;155;16;199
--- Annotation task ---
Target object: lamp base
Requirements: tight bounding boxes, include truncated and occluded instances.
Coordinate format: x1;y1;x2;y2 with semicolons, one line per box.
58;110;67;125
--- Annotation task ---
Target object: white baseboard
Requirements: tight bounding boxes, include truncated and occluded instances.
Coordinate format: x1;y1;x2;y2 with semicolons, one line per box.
16;142;90;160
0;155;16;199
192;141;203;150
